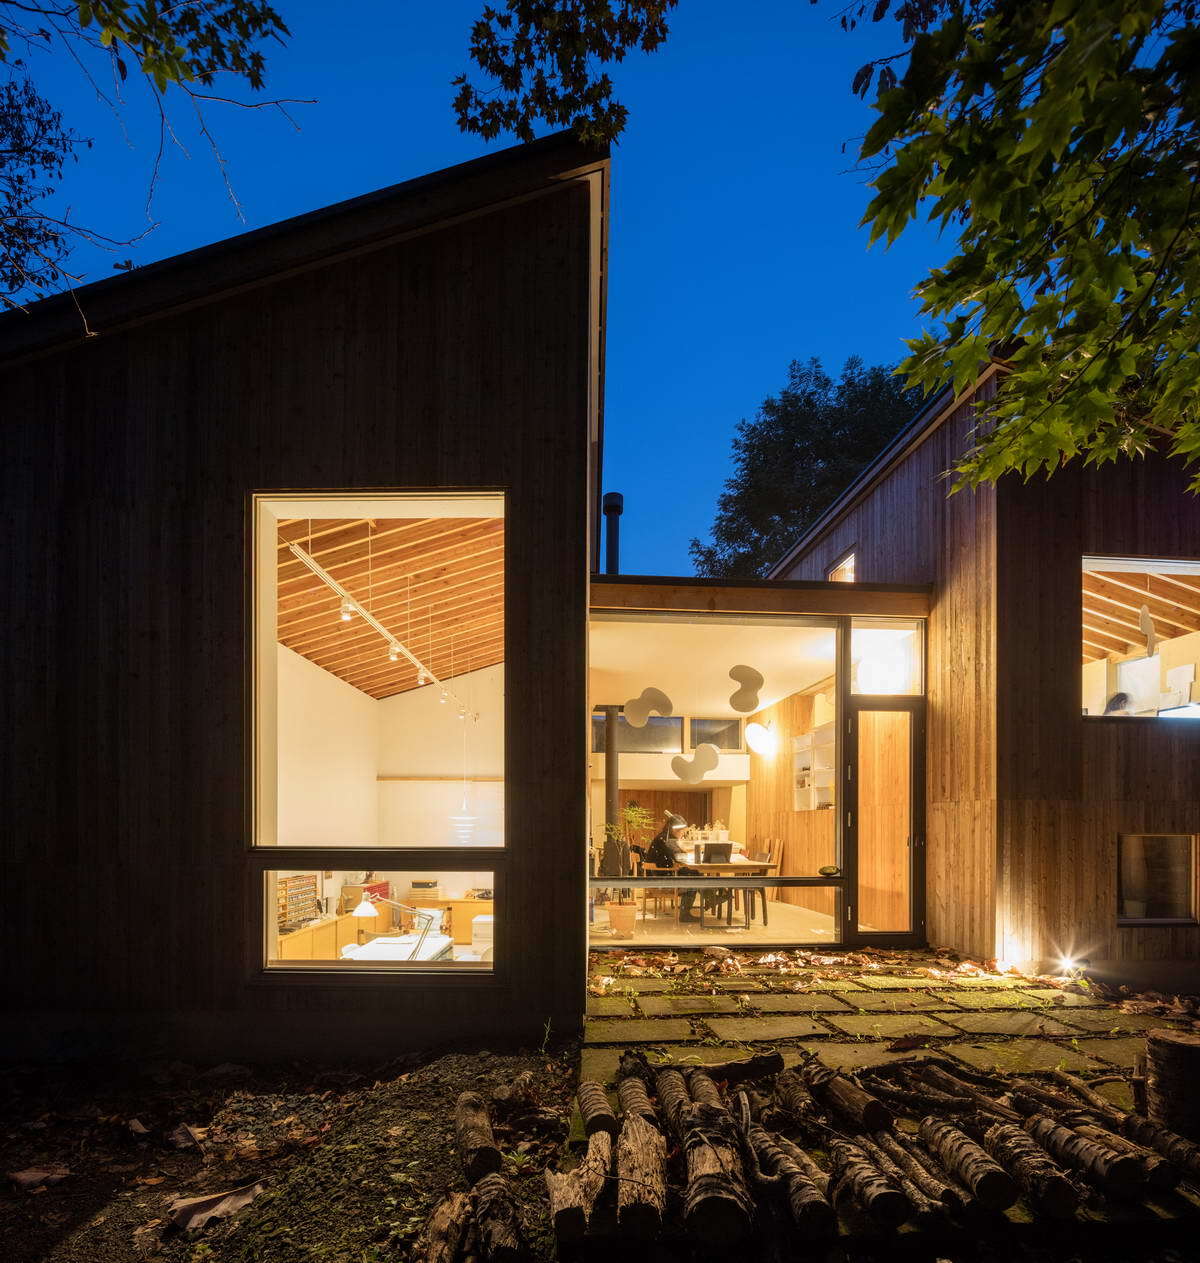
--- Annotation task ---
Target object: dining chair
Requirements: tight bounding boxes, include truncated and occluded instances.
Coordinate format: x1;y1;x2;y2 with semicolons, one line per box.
639;863;679;919
744;837;782;926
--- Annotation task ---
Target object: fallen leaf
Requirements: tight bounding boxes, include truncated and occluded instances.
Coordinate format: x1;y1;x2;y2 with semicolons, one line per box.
8;1167;70;1191
169;1180;265;1231
168;1123;205;1149
128;1118;151;1136
886;1034;932;1052
137;1176;166;1186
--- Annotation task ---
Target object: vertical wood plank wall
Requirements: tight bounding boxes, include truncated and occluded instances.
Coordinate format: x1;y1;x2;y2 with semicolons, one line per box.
0;176;598;1059
996;458;1200;969
857;710;912;932
746;691;837;917
778;385;999;957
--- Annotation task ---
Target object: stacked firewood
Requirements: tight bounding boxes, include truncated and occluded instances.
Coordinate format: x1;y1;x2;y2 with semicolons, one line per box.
420;1050;1200;1260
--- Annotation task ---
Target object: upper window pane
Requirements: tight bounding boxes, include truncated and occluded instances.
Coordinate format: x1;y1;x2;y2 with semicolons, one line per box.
254;494;505;846
691;717;743;750
591;713;683;754
1082;557;1200;718
828;552;856;583
851;618;923;695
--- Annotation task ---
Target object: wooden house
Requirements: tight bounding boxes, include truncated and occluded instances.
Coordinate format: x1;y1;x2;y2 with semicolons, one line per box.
770;366;1200;988
5;137;1186;1063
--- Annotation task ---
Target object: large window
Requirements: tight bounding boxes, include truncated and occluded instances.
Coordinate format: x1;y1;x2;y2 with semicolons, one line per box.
1117;835;1196;923
1082;557;1200;718
254;494;505;847
590;713;683;754
827;551;856;583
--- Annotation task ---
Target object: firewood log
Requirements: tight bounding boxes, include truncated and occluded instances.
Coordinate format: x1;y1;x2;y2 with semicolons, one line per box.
746;1125;835;1238
616;1113;666;1237
455;1092;502;1184
770;1132;831;1198
678;1102;755;1243
828;1138;910;1227
773;1068;817;1117
1023;1113;1144;1196
654;1069;692;1137
470;1172;524;1262
544;1129;612;1243
861;1078;975;1114
858;1134;941;1224
1072;1123;1179;1190
1145;1030;1200;1141
686;1068;725;1109
979;1122;1078;1217
616;1076;656;1123
418;1191;473;1263
1051;1069;1200;1182
801;1061;892;1131
635;1049;784;1084
577;1079;618;1138
918;1064;1021;1122
893;1132;974;1213
918;1118;1018;1210
873;1130;965;1213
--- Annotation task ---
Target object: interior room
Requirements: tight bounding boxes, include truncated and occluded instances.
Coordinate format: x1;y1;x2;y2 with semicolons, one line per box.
1080;558;1200;718
587;611;841;946
255;494;505;967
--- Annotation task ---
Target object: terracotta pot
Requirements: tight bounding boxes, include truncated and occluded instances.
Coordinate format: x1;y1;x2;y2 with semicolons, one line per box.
607;901;638;935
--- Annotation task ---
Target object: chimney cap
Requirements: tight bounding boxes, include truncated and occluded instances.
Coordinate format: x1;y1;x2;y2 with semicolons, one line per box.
602;491;624;514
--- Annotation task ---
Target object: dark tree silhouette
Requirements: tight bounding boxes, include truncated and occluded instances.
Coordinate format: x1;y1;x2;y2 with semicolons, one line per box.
690;357;919;578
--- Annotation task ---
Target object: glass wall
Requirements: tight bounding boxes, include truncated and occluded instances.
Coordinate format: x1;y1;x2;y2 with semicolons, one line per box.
267;869;495;968
1117;836;1196;923
1081;557;1200;718
851;618;923;695
588;611;842;946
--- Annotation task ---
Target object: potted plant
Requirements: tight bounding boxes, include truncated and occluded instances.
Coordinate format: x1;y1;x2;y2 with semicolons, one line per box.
603;802;654;936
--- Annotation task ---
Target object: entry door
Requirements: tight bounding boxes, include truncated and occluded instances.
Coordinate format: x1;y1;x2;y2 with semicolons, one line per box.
845;699;925;942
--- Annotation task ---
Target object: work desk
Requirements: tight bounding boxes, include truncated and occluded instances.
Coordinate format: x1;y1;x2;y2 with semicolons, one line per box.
405;897;494;945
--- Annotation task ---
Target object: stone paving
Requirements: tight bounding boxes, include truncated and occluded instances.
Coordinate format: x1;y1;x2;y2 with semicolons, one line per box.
582;949;1186;1088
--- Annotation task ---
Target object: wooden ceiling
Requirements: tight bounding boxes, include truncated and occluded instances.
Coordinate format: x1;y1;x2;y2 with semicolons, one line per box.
277;516;504;699
1082;570;1200;663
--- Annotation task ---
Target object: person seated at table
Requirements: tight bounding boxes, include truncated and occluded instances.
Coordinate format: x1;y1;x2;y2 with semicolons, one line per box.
630;811;705;922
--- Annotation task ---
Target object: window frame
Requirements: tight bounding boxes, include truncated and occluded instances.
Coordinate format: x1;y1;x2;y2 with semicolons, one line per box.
687;716;745;752
826;548;857;583
1116;832;1199;927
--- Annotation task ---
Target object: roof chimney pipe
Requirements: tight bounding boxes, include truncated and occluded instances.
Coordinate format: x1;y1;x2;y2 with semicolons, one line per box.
602;491;623;576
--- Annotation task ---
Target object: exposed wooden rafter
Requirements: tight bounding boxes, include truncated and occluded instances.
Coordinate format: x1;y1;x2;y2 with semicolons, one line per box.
277;517;504;699
1080;568;1200;664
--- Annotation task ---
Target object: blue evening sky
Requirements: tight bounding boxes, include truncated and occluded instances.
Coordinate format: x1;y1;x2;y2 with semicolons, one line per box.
23;1;946;573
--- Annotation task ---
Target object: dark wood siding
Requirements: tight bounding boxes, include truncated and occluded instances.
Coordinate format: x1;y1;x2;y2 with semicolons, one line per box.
0;177;598;1060
995;456;1200;969
778;381;998;957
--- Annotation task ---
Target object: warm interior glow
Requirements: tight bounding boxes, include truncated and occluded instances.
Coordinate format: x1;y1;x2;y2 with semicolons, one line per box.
351;897;378;917
744;721;777;756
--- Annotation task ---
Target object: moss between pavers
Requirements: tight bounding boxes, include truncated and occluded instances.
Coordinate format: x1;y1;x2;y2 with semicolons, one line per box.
595;976;672;993
943;975;1030;988
941;990;1049;1010
1072;1036;1148;1068
941;1010;1080;1037
750;992;855;1013
786;977;866;991
585;995;638;1016
853;974;956;989
705;1015;830;1042
822;1012;961;1039
638;994;741;1016
832;991;957;1012
709;978;768;991
1019;988;1107;1007
943;1039;1099;1073
583;1017;692;1044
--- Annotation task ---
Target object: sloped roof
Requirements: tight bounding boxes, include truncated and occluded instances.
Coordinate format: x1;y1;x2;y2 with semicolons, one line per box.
0;131;608;363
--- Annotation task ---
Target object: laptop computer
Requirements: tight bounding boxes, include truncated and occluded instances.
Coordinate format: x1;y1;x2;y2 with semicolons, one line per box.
700;842;732;863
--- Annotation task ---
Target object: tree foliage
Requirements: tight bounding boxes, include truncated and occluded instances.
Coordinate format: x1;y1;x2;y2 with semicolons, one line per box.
689;357;920;578
456;0;1200;491
1;0;289;307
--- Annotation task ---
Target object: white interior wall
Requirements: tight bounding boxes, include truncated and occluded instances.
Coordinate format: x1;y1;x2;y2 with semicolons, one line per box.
276;644;379;845
377;662;505;847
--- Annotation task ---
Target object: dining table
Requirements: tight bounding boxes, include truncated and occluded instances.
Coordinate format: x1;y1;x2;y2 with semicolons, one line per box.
681;857;780;927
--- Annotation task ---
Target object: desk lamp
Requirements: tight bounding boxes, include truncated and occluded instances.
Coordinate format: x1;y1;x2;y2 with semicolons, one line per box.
351;895;438;959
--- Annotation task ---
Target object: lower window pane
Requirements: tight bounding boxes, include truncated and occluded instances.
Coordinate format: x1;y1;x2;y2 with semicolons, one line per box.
588;882;840;947
1117;836;1195;921
268;870;495;967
